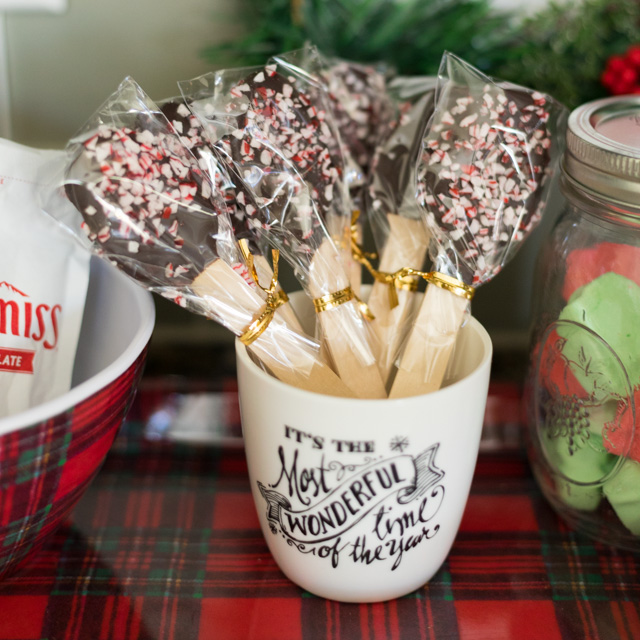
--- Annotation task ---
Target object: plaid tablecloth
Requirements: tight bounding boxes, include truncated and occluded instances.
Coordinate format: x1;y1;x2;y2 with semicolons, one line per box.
1;379;639;640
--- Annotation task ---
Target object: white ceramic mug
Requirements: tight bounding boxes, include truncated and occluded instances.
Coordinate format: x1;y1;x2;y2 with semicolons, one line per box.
236;292;492;602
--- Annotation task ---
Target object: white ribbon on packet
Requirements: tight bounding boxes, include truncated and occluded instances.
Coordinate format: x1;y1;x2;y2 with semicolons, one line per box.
0;139;89;418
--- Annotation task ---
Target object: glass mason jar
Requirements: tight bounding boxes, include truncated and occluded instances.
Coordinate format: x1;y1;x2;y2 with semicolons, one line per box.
527;96;640;551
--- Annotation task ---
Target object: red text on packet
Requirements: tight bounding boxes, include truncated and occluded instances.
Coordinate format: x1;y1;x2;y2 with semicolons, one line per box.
0;282;61;350
0;347;35;373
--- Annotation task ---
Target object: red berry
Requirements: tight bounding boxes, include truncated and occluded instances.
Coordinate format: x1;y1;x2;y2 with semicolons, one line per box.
620;67;638;85
608;55;628;74
626;45;640;68
611;80;633;95
601;69;617;88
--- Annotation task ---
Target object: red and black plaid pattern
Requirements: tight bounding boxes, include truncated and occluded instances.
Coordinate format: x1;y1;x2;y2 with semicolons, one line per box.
1;381;640;639
0;351;147;581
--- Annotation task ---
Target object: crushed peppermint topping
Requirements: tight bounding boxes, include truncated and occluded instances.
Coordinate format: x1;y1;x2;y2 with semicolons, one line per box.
197;66;345;258
417;82;556;286
323;60;394;172
65;118;227;287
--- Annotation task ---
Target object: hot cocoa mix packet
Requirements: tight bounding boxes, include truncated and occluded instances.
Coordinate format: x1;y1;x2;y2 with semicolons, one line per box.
0;139;89;419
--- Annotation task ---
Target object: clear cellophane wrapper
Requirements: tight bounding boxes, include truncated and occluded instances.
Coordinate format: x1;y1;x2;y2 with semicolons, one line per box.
157;94;304;335
317;54;396;296
390;52;567;397
364;75;437;380
54;76;353;396
320;55;395;195
418;52;567;287
367;75;438;256
178;55;387;398
269;45;363;295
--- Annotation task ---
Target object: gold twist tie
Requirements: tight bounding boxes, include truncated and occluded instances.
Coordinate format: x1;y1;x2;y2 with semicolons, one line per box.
426;271;475;300
349;212;474;307
354;292;376;321
238;239;290;308
381;267;474;302
304;212;375;321
239;241;288;346
350;210;379;266
313;286;355;314
350;211;420;308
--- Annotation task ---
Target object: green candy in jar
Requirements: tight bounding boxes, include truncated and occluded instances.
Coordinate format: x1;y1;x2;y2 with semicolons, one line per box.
558;272;640;396
528;95;640;549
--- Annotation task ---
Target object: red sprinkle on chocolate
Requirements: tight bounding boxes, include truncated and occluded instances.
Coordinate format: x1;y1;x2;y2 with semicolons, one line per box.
65;120;228;287
417;80;557;285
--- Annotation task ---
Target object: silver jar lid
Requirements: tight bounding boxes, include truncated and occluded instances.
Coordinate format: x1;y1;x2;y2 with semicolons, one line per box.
564;95;640;206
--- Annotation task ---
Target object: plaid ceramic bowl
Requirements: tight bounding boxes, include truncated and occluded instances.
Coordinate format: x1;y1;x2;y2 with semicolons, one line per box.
0;258;155;579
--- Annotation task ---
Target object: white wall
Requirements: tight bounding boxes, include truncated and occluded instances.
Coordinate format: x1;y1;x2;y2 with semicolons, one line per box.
5;0;244;148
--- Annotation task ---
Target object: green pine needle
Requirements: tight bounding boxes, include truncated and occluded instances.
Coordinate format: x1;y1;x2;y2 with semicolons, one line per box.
494;0;640;108
200;0;640;108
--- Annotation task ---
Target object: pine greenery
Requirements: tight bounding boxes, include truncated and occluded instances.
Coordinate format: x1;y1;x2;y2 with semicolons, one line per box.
201;0;640;108
494;0;640;108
